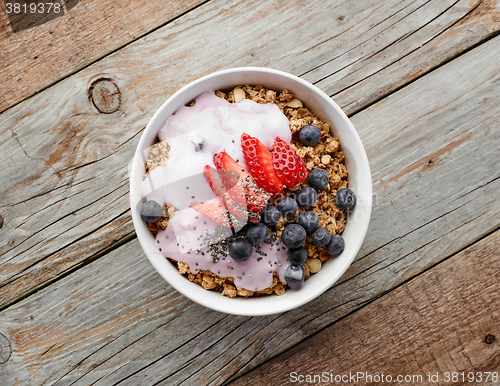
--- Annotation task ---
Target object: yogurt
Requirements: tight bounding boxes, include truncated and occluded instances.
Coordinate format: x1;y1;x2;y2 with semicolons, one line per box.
142;91;292;290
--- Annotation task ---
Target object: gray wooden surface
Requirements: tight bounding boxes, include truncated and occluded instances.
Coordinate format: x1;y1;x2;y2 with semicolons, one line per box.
0;0;497;310
233;231;500;385
0;0;499;384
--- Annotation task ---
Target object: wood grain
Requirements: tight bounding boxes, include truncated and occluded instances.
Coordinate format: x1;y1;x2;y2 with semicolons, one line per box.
230;230;500;386
0;0;498;310
0;0;208;112
0;31;498;385
301;0;500;114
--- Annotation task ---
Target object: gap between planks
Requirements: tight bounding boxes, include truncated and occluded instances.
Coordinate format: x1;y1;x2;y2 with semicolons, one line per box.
345;28;500;117
0;230;135;313
0;42;498;383
0;29;496;315
227;227;500;385
0;0;214;115
0;0;498;342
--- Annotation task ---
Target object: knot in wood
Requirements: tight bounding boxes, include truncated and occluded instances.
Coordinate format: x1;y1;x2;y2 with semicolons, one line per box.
90;79;121;114
0;333;11;364
485;334;495;344
0;214;4;230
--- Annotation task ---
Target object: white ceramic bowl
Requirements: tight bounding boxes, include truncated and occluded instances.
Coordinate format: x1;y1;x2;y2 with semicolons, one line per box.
130;67;372;316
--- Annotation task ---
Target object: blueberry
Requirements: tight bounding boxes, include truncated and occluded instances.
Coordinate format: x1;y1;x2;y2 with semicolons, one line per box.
246;223;268;245
140;200;163;222
308;168;329;190
311;227;332;247
298;125;321;146
228;238;253;262
260;205;281;227
281;224;307;249
335;188;356;211
295;187;317;208
285;264;305;289
277;196;298;217
296;211;319;233
191;135;204;152
326;234;345;255
287;246;308;265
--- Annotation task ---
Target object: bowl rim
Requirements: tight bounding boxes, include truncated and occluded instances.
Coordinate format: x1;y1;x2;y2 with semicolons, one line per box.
130;67;372;316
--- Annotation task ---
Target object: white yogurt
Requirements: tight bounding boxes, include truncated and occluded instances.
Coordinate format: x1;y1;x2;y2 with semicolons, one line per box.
142;90;292;290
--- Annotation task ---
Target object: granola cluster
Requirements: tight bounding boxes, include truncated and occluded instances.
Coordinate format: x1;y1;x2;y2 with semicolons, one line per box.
176;261;286;297
145;138;169;175
144;85;348;297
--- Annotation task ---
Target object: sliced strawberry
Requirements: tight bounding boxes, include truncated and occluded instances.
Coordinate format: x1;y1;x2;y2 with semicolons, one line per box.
241;133;284;194
203;165;247;220
272;137;309;187
190;201;233;227
213;150;270;220
213;151;243;190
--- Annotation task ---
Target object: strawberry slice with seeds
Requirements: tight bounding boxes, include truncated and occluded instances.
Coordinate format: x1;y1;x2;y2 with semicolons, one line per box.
272;137;309;187
213;150;270;220
241;133;284;194
203;165;247;220
190;201;233;227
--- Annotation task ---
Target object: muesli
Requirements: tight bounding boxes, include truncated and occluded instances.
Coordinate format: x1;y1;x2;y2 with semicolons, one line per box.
140;85;356;297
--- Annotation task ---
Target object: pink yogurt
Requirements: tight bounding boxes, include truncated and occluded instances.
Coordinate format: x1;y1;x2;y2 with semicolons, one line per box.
141;91;292;291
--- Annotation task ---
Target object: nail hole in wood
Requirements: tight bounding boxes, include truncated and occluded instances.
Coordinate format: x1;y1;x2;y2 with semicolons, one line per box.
485;334;495;344
89;78;121;114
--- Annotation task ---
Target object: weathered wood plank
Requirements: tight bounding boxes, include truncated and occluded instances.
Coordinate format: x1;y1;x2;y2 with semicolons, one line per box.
0;0;498;310
0;0;208;112
230;230;500;386
0;31;498;385
0;240;200;385
301;0;500;114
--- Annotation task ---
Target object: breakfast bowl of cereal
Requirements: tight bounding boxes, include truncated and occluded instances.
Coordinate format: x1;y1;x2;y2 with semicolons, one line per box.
129;67;372;316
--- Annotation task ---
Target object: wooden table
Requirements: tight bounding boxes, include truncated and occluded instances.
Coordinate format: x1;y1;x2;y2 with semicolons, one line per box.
0;0;499;384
